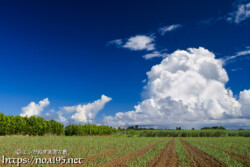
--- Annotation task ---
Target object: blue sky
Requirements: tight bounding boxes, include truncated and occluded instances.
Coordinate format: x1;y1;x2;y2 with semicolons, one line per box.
0;0;250;128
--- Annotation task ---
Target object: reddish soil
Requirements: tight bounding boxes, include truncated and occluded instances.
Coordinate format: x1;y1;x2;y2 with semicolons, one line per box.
147;138;179;167
100;140;163;167
180;138;227;167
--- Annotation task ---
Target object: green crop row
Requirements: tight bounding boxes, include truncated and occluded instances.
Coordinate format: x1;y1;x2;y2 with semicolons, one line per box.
126;138;171;167
124;129;250;137
175;138;190;167
65;124;117;136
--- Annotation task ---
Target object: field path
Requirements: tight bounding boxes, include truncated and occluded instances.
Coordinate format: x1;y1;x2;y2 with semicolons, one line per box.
100;140;164;167
180;138;227;167
147;138;179;167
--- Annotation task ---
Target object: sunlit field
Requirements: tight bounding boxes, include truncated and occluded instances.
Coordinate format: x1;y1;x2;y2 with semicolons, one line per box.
0;136;249;166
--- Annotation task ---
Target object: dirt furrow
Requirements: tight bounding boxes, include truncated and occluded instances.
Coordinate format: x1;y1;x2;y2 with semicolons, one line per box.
101;140;164;167
180;138;227;167
147;138;179;167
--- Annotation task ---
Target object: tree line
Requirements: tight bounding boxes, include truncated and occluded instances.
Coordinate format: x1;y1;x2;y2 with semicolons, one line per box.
123;125;227;131
0;113;117;136
0;113;64;136
200;126;226;130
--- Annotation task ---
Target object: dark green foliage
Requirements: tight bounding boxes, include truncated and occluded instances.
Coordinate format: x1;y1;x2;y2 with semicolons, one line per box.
135;125;139;130
65;124;117;136
201;126;226;130
0;113;7;135
176;127;182;130
125;125;153;130
46;120;64;135
0;112;64;136
126;126;135;130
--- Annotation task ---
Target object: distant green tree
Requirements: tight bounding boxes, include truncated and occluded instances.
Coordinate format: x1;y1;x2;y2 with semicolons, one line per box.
176;127;181;130
0;113;7;135
6;115;15;135
14;115;25;134
135;125;139;130
37;117;47;136
127;126;135;130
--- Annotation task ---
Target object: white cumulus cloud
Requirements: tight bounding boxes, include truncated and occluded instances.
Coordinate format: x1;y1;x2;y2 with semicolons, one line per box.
63;95;112;123
239;90;250;118
159;24;182;35
20;98;50;117
104;47;250;128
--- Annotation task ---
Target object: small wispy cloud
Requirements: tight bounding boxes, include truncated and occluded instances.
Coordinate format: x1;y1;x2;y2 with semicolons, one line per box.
198;1;250;25
108;24;183;52
227;2;250;24
107;39;123;46
230;68;243;72
158;24;182;35
225;48;250;62
123;35;155;51
143;51;168;60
